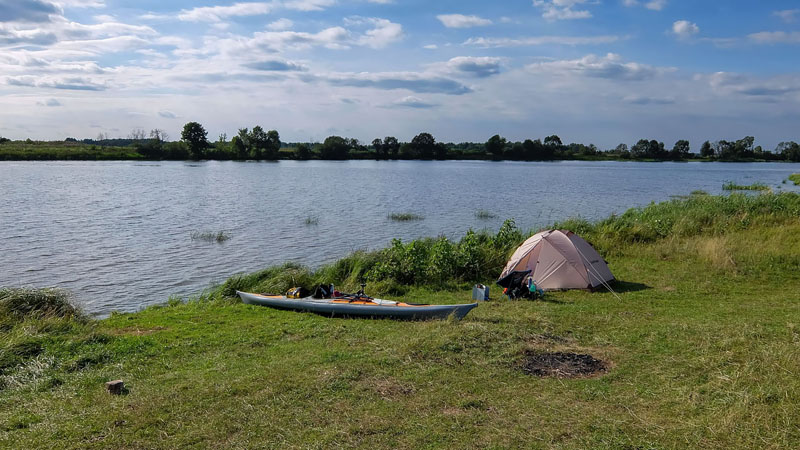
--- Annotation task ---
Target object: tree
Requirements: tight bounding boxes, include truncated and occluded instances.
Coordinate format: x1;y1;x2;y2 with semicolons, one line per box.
150;129;169;143
319;135;351;159
295;143;311;160
372;138;385;158
383;136;400;158
614;143;630;158
265;130;281;159
128;128;147;141
714;140;734;160
700;140;713;158
433;142;448;159
543;135;562;147
522;138;549;160
410;132;436;159
249;126;267;159
777;141;800;162
631;139;649;159
181;121;209;159
648;140;667;159
732;136;755;159
231;136;247;159
485;134;507;157
671;140;690;159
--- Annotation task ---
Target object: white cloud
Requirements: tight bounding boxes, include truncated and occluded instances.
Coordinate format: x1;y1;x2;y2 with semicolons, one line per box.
436;14;492;28
706;71;800;97
423;44;437;50
748;31;800;44
54;0;106;7
773;9;798;23
356;18;403;49
672;20;699;39
7;75;107;90
282;0;335;12
439;56;503;78
267;18;294;30
37;98;62;106
623;0;667;11
533;0;592;21
387;96;437;108
322;71;472;95
243;59;308;71
178;2;272;22
464;35;621;48
623;95;675;105
158;110;177;118
527;53;671;81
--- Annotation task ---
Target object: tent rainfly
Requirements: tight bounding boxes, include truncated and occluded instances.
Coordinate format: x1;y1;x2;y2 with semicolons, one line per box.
499;230;615;291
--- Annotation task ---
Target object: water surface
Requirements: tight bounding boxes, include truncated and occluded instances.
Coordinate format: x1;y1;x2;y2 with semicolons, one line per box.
2;160;799;315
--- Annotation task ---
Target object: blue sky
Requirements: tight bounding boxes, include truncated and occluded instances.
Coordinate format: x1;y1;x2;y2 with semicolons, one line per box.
1;0;799;150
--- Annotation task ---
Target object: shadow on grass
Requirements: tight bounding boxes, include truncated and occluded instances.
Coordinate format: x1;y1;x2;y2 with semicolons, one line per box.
610;280;651;293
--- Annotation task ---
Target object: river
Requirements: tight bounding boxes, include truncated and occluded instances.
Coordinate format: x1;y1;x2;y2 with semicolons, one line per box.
2;160;799;316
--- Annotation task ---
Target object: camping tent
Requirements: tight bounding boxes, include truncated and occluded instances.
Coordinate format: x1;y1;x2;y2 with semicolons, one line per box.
499;230;614;291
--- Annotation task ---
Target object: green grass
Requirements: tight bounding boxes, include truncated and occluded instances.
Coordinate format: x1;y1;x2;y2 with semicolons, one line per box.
388;212;424;221
2;193;800;448
190;231;231;243
722;181;771;191
0;141;142;160
789;174;800;186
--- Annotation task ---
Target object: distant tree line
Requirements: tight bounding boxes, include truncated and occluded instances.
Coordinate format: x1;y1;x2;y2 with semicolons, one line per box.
2;123;799;162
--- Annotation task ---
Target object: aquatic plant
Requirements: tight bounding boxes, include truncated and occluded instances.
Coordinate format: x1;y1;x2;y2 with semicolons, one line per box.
789;174;800;186
722;181;770;191
304;216;319;226
191;231;231;243
475;209;497;219
388;212;424;221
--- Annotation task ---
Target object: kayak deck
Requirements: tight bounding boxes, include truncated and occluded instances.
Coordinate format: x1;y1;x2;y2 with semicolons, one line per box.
237;291;477;320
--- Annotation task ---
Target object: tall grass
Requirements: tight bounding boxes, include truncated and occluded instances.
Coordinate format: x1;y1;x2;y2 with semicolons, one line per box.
789;174;800;186
216;192;800;298
555;191;800;254
0;288;82;324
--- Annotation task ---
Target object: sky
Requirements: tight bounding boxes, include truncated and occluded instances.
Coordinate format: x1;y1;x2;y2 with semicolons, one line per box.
1;0;799;150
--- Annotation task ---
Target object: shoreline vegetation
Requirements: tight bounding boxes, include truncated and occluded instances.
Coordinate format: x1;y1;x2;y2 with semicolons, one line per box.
2;125;800;162
2;191;800;447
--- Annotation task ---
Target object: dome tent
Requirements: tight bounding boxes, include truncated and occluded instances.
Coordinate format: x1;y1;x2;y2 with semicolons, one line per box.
499;230;614;291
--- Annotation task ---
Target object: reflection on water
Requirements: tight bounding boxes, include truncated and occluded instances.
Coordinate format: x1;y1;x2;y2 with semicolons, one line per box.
2;159;798;316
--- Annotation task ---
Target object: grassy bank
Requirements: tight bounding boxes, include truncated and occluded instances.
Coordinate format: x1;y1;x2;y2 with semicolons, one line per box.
2;193;800;448
0;141;142;161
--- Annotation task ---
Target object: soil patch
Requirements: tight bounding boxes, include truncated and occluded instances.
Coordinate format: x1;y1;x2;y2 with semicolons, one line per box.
521;351;607;378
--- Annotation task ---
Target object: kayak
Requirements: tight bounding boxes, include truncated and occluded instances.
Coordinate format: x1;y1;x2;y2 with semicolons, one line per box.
236;291;477;320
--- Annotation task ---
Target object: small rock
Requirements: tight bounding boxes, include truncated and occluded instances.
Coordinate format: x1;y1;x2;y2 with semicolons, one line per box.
105;380;124;395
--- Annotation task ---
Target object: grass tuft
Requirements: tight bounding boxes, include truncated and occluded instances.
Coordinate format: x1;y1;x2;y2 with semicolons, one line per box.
388;212;424;221
191;230;231;243
475;209;497;219
789;174;800;186
722;181;771;191
0;288;82;323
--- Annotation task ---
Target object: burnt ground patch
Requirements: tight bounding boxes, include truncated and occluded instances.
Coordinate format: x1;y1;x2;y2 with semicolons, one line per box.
521;351;607;378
